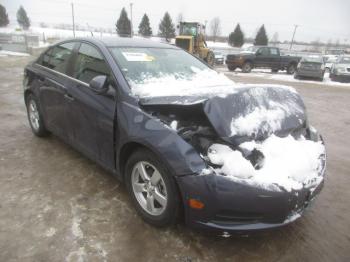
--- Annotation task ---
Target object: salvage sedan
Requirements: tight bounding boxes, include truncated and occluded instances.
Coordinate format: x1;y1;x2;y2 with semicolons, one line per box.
294;56;325;81
23;38;326;235
330;56;350;83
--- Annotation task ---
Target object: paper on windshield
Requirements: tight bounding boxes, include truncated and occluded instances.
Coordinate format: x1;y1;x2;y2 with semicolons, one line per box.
122;52;155;62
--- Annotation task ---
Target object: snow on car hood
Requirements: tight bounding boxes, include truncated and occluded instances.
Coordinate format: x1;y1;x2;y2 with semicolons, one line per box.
203;85;306;144
137;74;325;192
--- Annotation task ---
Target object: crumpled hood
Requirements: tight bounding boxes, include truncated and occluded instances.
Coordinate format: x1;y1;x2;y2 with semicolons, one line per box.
140;85;307;145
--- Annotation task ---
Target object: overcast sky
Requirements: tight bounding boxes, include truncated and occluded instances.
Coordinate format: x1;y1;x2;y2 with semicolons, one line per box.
3;0;350;43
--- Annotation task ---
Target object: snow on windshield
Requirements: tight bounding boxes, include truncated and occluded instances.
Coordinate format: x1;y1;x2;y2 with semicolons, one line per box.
207;135;325;192
129;67;237;98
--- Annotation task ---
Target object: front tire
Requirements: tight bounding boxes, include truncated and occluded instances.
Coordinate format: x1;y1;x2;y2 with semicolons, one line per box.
26;94;49;137
125;149;181;227
205;51;215;67
242;62;252;73
287;63;296;74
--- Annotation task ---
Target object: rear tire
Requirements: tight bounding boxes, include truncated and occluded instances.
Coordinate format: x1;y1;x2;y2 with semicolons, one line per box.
26;94;50;137
205;51;215;67
228;65;237;71
125;149;181;227
287;64;296;74
242;62;252;73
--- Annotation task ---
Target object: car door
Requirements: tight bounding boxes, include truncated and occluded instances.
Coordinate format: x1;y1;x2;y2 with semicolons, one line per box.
269;47;281;69
64;42;117;168
255;47;270;67
36;42;76;139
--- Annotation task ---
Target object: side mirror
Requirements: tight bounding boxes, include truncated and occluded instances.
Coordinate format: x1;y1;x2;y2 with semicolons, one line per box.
89;75;108;94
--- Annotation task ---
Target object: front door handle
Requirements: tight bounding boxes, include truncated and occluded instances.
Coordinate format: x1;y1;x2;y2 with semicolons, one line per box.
64;93;75;102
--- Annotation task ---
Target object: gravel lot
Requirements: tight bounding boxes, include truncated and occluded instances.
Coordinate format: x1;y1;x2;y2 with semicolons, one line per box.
0;56;349;262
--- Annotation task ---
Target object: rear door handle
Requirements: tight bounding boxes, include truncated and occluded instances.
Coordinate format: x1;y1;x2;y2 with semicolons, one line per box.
64;93;75;101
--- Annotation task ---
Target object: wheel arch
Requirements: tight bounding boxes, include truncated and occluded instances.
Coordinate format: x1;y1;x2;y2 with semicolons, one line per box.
118;141;179;183
24;89;34;105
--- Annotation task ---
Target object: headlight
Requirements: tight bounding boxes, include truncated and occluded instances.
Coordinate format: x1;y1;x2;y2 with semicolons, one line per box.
321;64;325;70
308;125;321;142
297;63;301;69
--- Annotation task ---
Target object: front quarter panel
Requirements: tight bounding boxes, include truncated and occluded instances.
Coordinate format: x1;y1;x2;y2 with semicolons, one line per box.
116;101;206;176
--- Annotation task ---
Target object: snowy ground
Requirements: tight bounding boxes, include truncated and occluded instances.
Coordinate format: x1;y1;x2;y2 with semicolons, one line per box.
217;67;350;87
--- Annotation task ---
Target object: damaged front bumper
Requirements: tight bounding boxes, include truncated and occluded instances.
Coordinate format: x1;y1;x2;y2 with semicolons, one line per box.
175;164;325;235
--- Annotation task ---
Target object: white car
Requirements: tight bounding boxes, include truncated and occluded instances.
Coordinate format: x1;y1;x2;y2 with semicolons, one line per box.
214;51;224;65
324;56;338;72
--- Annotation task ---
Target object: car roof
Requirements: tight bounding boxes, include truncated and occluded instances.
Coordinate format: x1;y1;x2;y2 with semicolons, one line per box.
61;37;179;49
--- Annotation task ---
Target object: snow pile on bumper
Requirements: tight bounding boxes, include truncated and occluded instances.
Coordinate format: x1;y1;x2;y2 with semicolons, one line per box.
207;135;326;192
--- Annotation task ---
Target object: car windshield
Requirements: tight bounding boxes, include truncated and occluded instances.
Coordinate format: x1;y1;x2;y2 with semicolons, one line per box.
244;46;259;52
301;56;323;63
338;56;350;64
109;47;234;97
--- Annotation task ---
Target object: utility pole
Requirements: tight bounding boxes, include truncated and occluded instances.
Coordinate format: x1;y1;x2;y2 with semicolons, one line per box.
289;24;298;50
71;2;75;37
129;3;133;37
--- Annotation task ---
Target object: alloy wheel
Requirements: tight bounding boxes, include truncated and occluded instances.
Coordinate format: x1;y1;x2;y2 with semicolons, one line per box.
28;99;40;131
131;161;168;216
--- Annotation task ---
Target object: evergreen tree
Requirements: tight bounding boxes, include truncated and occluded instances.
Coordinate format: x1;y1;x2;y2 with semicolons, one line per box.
254;24;268;46
138;14;152;37
0;4;9;27
17;6;30;30
158;12;175;41
228;23;244;47
116;8;131;37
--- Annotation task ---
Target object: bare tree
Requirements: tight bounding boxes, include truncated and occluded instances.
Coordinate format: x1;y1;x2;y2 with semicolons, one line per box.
210;17;221;42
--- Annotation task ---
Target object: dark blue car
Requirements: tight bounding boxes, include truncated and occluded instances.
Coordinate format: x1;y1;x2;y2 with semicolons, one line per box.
23;37;326;236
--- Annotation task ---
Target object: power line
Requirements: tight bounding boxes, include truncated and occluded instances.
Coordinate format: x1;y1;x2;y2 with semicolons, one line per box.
290;25;298;50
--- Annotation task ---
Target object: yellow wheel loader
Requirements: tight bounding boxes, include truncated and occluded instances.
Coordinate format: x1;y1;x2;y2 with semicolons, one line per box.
175;22;215;66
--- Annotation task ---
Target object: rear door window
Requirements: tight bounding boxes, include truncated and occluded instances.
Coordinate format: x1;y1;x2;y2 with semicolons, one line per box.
47;42;75;73
72;43;111;84
270;48;279;56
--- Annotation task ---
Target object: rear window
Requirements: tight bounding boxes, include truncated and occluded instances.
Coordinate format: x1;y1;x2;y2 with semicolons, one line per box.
301;56;323;63
339;57;350;64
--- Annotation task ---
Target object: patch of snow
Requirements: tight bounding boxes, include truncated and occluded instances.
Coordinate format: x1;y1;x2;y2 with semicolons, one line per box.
219;67;350;87
284;212;302;223
130;69;237;98
207;134;325;192
66;247;86;262
170;120;178;130
0;50;30;57
230;98;304;137
45;227;56;237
